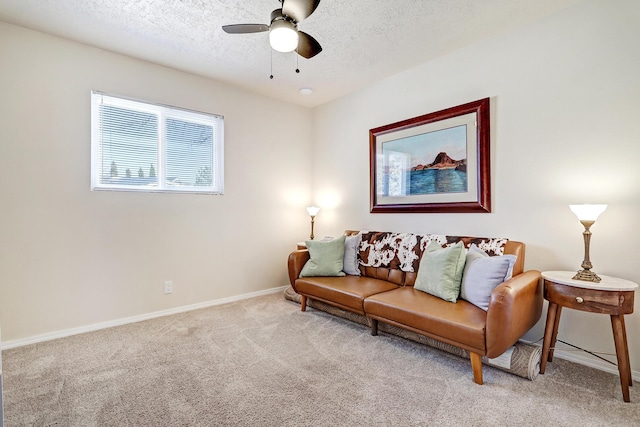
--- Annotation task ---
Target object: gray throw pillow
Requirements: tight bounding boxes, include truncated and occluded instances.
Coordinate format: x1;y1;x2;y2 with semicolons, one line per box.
460;244;517;310
300;235;347;277
343;233;362;276
414;241;466;303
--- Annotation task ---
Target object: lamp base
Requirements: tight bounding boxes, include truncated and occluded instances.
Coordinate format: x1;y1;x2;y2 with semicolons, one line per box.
573;269;601;283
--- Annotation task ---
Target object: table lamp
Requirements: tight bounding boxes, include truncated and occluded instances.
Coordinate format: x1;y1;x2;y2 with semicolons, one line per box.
569;204;607;282
306;206;320;240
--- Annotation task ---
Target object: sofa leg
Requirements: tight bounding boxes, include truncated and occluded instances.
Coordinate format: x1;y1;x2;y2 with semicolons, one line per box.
300;295;307;312
370;319;378;336
470;352;484;385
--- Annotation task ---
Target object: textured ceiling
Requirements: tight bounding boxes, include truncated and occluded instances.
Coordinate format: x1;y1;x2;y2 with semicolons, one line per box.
0;0;583;107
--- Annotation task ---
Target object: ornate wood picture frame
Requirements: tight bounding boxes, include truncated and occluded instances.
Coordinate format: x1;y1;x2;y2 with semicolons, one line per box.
370;98;491;213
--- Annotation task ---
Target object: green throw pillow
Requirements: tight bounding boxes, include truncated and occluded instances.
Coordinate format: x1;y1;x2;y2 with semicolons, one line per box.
300;235;347;277
414;241;466;303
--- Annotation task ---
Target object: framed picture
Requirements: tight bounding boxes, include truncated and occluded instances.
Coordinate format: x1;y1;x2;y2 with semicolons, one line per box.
369;98;491;213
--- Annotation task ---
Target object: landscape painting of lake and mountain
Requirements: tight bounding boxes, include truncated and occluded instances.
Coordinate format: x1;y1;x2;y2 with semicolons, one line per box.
378;125;468;197
369;98;491;213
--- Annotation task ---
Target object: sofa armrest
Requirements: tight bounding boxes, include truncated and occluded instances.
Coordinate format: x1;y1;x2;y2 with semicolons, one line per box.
287;250;310;291
485;270;543;358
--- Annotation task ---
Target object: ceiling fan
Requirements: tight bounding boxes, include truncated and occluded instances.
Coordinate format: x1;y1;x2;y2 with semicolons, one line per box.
222;0;322;59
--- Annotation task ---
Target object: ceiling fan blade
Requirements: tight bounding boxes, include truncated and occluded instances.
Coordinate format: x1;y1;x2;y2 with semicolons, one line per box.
222;24;269;34
282;0;321;22
297;31;322;59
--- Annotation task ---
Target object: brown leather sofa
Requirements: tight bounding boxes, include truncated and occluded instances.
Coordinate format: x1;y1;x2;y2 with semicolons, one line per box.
288;231;542;385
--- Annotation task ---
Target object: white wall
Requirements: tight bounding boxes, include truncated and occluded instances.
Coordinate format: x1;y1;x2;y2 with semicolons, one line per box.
0;22;312;342
311;0;640;374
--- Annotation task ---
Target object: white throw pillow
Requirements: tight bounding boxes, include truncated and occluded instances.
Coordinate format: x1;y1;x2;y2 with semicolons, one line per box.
343;233;362;276
460;244;517;310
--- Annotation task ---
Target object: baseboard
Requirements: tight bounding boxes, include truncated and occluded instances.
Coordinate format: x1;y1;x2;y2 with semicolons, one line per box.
551;349;640;382
2;285;288;350
520;340;640;382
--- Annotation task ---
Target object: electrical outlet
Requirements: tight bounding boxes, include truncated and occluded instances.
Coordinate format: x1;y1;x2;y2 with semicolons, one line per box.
164;281;173;294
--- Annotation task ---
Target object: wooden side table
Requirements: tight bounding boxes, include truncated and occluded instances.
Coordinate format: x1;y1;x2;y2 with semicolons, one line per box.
540;271;637;402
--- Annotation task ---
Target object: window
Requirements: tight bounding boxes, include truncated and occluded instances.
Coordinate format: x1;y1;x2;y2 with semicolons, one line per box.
91;91;224;194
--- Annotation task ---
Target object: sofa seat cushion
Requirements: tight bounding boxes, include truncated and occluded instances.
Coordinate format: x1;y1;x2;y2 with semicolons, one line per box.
364;287;487;352
295;276;400;314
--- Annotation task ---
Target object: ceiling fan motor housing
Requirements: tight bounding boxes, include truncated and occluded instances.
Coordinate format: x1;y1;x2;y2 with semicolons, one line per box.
271;9;297;26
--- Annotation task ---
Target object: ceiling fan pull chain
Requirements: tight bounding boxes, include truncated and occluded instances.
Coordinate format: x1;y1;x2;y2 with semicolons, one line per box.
296;51;300;73
270;48;274;79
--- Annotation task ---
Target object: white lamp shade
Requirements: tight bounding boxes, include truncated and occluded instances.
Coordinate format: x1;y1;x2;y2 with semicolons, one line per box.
569;204;607;221
269;20;299;52
306;206;320;217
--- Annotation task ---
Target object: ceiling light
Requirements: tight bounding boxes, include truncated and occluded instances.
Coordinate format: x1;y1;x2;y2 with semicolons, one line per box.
299;88;313;95
269;19;299;53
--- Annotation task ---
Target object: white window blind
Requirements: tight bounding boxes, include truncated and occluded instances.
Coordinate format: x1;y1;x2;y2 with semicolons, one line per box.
91;91;224;194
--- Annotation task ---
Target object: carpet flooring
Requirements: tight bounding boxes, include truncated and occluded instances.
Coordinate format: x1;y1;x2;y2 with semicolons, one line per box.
2;292;639;426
